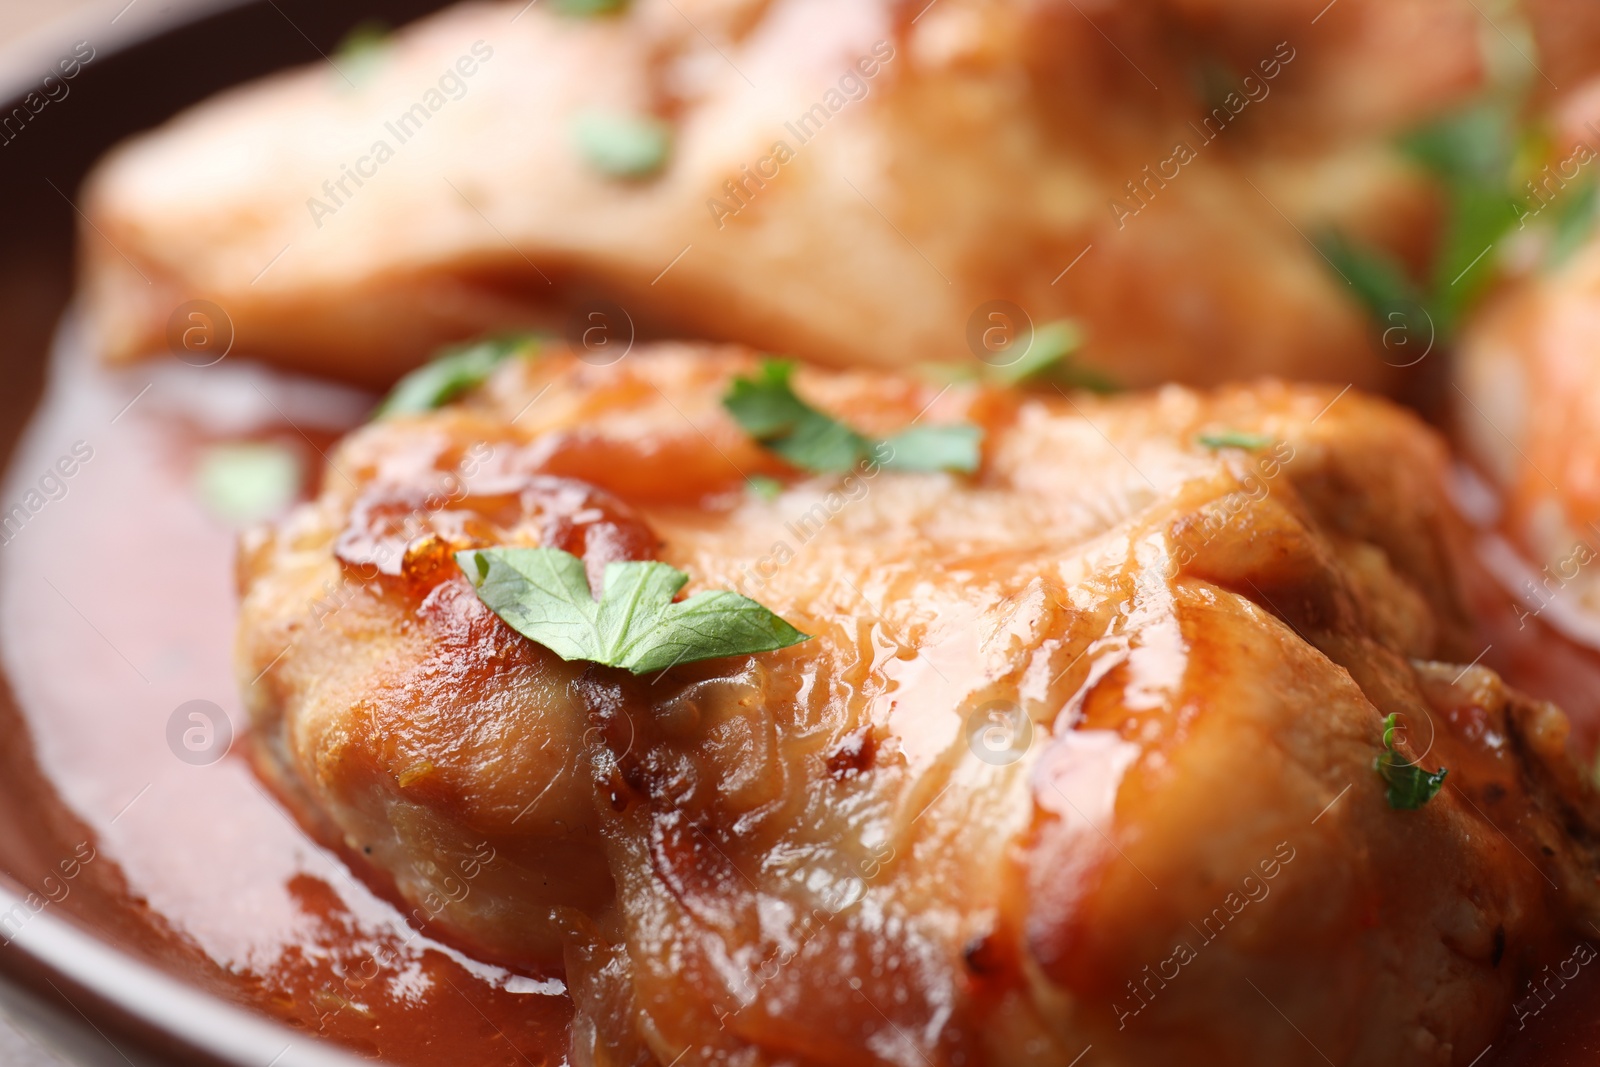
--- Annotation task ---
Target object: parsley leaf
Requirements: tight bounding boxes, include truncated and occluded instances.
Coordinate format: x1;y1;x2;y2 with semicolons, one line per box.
878;425;983;472
572;111;672;179
1373;712;1447;810
723;360;870;472
457;547;810;674
991;320;1120;392
335;18;390;61
921;320;1118;393
1418;100;1579;301
334;19;390;84
745;474;784;501
1402;103;1518;190
1547;178;1600;267
1196;430;1273;450
988;319;1118;392
1432;179;1521;332
1314;230;1427;327
1318;98;1532;341
554;0;629;12
989;320;1082;385
195;442;301;524
723;359;982;474
375;335;539;418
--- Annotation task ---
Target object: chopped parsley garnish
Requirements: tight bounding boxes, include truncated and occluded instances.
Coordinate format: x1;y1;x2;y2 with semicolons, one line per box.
195;442;301;524
1314;230;1429;330
989;319;1082;385
572;111;672;179
1196;430;1273;450
723;359;982;475
877;424;983;472
374;334;539;418
922;319;1118;393
1547;179;1600;268
1314;15;1600;336
1401;101;1526;332
1315;85;1585;341
554;0;629;12
335;18;390;60
334;18;390;84
745;474;784;501
457;547;810;674
990;320;1115;392
1374;712;1447;810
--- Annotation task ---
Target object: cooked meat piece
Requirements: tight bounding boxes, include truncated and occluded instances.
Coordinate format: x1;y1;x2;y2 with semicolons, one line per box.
82;0;1480;391
238;343;1600;1065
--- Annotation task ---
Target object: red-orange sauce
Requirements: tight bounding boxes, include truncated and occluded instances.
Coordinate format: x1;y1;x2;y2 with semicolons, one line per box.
0;334;571;1065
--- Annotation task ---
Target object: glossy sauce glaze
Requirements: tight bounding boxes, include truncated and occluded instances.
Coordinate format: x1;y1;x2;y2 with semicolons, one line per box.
0;323;570;1065
6;325;1600;1065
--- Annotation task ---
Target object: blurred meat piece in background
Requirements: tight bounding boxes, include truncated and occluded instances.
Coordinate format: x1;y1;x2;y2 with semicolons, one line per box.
80;0;1485;390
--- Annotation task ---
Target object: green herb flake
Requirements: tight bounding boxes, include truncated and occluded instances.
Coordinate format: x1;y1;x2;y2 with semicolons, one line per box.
745;475;784;501
1049;362;1122;395
723;360;869;472
1196;430;1273;451
1318;95;1540;342
553;0;629;13
1315;230;1426;325
913;362;982;386
989;319;1120;393
878;425;983;473
334;19;390;85
1547;179;1600;268
572;111;672;179
336;18;390;60
1374;712;1447;810
991;320;1075;383
196;442;301;524
375;334;539;418
1433;182;1519;329
722;359;982;475
457;546;810;674
1404;103;1523;329
1401;103;1518;189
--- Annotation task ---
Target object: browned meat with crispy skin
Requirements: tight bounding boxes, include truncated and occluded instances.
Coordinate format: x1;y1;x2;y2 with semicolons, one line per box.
238;344;1600;1065
81;0;1484;391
